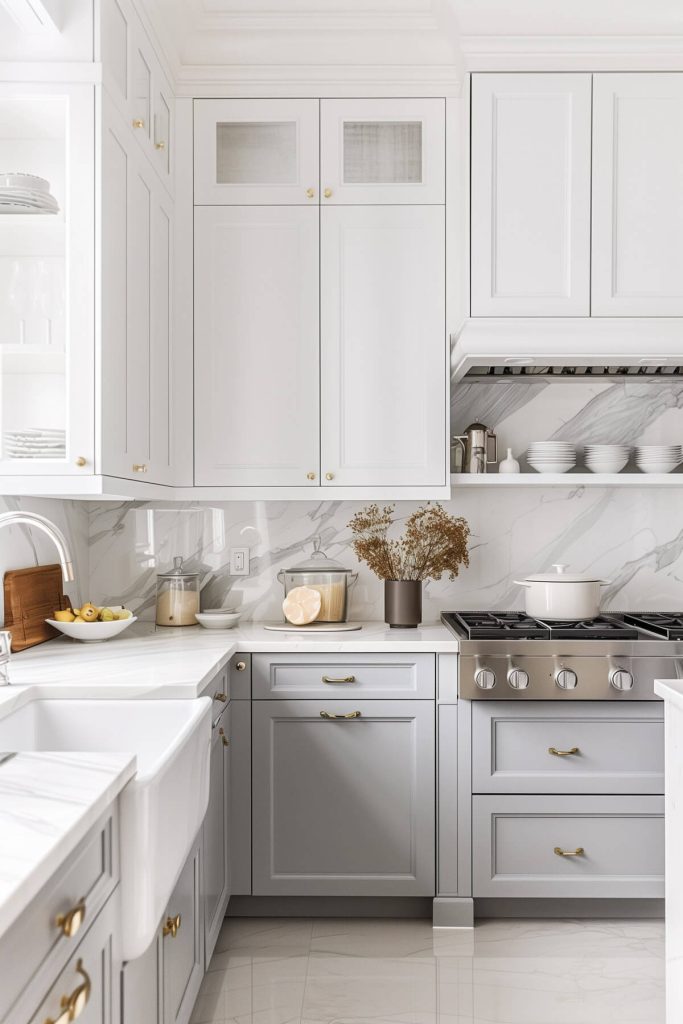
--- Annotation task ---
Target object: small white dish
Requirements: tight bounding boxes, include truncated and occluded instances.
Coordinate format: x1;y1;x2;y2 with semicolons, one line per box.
46;612;137;643
585;459;629;474
195;609;241;629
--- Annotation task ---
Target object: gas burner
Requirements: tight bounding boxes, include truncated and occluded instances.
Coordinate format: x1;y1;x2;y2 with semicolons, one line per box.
442;611;548;639
542;616;639;640
621;613;683;640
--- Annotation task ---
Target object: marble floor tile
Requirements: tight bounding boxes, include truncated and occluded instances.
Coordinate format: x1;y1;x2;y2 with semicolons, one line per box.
190;917;665;1024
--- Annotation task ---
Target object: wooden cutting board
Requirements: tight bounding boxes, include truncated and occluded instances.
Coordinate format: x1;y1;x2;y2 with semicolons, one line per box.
3;564;72;652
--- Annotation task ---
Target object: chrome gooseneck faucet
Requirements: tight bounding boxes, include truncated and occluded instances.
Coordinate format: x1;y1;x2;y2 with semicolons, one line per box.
0;512;76;685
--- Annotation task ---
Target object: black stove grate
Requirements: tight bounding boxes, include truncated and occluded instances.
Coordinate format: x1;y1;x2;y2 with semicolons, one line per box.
441;611;640;641
621;613;683;640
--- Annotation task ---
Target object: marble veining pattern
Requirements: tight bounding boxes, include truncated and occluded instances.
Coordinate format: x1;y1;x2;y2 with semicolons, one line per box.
190;917;664;1023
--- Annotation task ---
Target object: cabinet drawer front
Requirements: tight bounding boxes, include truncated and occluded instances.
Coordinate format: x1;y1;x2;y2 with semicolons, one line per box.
0;809;118;1022
473;795;664;899
252;653;435;699
473;702;664;795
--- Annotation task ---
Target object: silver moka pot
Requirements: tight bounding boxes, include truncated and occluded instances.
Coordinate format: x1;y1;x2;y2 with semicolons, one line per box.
451;422;498;474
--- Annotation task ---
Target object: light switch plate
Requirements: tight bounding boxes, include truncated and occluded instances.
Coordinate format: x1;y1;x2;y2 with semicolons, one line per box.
230;547;249;576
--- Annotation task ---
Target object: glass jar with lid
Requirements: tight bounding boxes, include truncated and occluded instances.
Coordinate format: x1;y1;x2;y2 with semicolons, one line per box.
277;539;357;623
156;556;200;627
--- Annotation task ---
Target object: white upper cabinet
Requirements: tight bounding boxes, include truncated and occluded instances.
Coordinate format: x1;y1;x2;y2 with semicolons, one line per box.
194;99;319;205
471;73;592;316
320;98;445;204
320;205;446;487
592;74;683;316
194;206;320;487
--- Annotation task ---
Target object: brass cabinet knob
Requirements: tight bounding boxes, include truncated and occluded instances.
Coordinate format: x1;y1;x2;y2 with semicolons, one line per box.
235;660;246;672
55;898;86;938
323;188;333;198
44;959;91;1024
163;913;181;938
132;464;148;473
155;140;166;150
213;691;227;702
306;471;316;480
75;457;87;468
306;187;315;198
132;118;145;129
325;472;334;481
219;727;229;747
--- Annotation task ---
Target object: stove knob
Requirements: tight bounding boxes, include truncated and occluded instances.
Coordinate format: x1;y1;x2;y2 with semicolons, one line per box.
610;667;634;691
507;667;530;690
555;667;578;690
474;667;496;690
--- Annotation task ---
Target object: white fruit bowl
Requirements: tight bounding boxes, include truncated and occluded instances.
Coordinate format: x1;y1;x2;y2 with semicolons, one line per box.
46;609;137;642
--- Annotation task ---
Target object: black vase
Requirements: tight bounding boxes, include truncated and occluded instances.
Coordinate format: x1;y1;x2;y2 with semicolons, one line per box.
384;580;422;628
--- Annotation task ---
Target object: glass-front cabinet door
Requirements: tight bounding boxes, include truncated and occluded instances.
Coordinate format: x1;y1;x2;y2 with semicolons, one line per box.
194;98;319;205
320;98;445;204
0;83;94;476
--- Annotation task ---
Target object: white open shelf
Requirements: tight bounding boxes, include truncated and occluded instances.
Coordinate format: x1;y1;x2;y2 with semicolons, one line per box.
451;472;683;487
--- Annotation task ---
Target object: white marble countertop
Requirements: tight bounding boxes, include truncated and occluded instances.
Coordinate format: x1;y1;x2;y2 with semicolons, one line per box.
0;751;135;936
655;678;683;709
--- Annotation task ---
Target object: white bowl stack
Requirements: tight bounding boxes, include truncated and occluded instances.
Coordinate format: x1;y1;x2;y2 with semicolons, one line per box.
527;441;577;474
0;173;59;215
634;444;683;474
584;444;631;474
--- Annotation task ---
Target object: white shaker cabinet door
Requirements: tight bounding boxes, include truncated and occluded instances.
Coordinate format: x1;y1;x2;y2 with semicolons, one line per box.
592;74;683;315
252;700;435;896
471;73;592;316
320;98;445;204
320;205;446;487
194;99;319;205
194;206;320;487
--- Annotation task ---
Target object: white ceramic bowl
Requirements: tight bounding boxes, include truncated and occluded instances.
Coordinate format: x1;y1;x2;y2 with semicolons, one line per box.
637;463;680;474
528;461;576;474
46;611;137;643
195;609;241;629
585;458;629;474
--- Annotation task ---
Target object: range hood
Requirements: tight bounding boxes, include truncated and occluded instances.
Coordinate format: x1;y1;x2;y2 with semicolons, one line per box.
451;318;683;381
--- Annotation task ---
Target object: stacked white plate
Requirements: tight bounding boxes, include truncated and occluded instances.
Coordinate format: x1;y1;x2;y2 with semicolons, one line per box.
635;444;683;474
584;444;631;474
4;428;66;460
527;441;577;474
0;173;59;215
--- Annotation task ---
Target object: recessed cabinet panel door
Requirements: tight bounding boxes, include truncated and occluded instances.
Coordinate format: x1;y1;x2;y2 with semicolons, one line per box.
194;206;320;487
162;840;203;1024
126;162;152;471
320;98;445;204
194;99;319;205
592;74;683;315
204;706;230;965
252;700;435;896
471;73;592;316
149;192;173;483
320;205;446;487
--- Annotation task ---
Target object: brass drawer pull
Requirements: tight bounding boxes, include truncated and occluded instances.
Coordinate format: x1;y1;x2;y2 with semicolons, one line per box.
219;727;229;747
235;661;246;672
322;675;356;684
132;118;145;129
44;959;91;1023
323;188;333;198
320;710;361;720
548;746;579;757
213;691;227;702
163;913;181;938
155;140;166;150
554;846;585;857
306;187;315;198
132;463;148;473
55;898;86;938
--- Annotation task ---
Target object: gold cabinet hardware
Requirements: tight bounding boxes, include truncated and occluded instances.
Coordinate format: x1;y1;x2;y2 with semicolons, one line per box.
219;727;229;747
155;140;166;150
235;661;246;672
75;456;87;468
325;472;334;481
306;187;315;198
132;464;148;473
320;710;361;720
132;118;145;129
554;846;585;857
306;471;316;480
323;188;333;198
322;675;356;684
213;692;227;702
163;913;181;938
548;746;579;757
55;898;86;938
44;959;91;1024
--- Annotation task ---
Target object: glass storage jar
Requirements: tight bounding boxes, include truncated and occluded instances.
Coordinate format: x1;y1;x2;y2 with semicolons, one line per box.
277;540;357;623
156;556;200;627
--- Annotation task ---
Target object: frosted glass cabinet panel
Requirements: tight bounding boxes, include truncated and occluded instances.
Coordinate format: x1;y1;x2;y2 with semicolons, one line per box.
320;98;445;203
194;99;319;204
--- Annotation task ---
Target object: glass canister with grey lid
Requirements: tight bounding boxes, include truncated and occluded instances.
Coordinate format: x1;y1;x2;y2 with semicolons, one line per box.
277;539;357;623
156;556;200;626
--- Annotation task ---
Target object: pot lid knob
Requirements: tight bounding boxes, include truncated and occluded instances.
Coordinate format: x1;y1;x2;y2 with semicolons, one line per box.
552;563;569;574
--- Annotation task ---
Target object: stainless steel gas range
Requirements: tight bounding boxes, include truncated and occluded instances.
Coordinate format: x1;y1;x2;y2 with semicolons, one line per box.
440;611;683;700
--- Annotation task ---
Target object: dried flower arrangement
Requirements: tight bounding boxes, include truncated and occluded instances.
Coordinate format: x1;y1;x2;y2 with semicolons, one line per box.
347;503;470;582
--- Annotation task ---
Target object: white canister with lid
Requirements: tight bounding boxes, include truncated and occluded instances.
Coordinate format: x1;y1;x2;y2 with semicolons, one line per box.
156;556;201;626
513;563;610;620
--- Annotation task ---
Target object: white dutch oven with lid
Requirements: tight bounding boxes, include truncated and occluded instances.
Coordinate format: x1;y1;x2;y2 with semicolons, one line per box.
514;563;609;620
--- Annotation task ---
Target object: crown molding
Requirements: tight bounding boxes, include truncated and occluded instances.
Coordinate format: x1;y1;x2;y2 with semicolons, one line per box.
197;11;436;32
175;62;461;97
461;34;683;71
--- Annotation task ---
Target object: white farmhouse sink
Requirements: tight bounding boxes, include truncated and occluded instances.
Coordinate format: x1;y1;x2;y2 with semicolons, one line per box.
0;697;212;961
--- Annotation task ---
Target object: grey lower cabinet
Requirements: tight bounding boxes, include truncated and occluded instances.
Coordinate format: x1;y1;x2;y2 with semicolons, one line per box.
252;699;435;896
204;701;231;964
